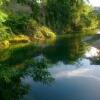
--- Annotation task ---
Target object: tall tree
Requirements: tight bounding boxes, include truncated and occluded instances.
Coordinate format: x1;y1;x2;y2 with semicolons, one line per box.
45;0;98;33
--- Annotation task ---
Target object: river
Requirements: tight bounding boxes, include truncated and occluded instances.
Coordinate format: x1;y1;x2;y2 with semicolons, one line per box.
0;35;100;100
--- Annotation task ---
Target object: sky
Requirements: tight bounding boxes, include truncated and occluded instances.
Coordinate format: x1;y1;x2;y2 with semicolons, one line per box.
89;0;100;7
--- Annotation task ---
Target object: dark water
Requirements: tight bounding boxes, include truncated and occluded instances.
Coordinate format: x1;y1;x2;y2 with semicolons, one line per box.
0;35;100;100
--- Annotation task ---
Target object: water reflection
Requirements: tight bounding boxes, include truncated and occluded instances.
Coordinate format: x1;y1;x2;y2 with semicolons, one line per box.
23;64;100;100
0;57;54;100
0;35;86;65
0;65;29;100
54;68;92;78
85;47;100;64
43;36;86;64
25;58;54;84
85;47;99;57
0;35;99;100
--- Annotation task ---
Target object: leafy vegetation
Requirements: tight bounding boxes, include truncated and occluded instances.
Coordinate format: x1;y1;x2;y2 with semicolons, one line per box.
46;0;98;33
0;0;11;40
0;0;99;43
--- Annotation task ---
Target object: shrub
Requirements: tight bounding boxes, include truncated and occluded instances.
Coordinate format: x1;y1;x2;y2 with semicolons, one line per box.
0;25;11;41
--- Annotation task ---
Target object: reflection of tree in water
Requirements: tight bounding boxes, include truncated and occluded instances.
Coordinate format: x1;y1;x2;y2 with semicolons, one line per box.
25;57;54;84
0;44;41;66
43;35;86;64
0;65;29;100
0;57;54;100
0;35;86;65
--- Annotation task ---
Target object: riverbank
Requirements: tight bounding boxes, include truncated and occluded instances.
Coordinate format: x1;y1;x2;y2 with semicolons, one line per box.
0;26;56;49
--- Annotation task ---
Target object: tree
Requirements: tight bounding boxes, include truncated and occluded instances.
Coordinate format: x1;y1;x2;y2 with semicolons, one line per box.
45;0;98;34
0;0;11;40
45;0;70;33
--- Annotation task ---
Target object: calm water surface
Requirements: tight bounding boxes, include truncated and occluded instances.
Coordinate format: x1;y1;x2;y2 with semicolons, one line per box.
0;35;100;100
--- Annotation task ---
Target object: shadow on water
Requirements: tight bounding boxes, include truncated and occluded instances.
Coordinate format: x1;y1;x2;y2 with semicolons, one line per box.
0;35;89;100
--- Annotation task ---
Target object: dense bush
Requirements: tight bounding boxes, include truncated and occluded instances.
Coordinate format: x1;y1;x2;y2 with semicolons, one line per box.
5;15;29;34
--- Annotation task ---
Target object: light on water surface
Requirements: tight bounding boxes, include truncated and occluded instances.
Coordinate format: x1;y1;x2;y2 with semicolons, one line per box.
85;47;99;57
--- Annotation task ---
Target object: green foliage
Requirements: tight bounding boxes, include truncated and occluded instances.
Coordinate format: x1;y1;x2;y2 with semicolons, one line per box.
46;0;70;33
0;0;11;40
0;25;10;40
6;14;29;34
0;0;9;23
26;19;56;39
16;0;40;20
95;10;100;28
0;0;99;41
46;0;98;33
26;19;40;35
0;11;8;23
69;4;98;32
